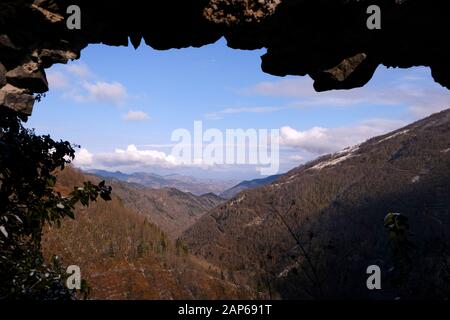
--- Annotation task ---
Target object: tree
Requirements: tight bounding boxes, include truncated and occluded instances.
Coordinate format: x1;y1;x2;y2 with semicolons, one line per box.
384;212;415;291
0;109;112;299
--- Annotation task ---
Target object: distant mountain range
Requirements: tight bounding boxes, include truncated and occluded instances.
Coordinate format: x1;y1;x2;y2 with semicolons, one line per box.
220;174;283;199
181;109;450;299
86;169;237;196
45;109;450;300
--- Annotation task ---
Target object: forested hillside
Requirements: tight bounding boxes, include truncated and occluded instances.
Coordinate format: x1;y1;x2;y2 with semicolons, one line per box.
42;167;252;299
182;109;450;299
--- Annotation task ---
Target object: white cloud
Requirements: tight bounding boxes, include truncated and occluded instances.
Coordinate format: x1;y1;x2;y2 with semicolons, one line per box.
247;69;450;118
73;148;94;167
72;116;407;174
249;78;315;98
123;110;149;121
74;145;180;170
78;81;128;105
48;63;131;106
65;63;92;79
280;118;407;155
98;145;178;167
205;106;282;120
47;71;69;89
74;116;405;172
249;77;395;108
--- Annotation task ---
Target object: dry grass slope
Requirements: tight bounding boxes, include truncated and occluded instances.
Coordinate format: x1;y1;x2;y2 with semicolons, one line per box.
42;167;252;300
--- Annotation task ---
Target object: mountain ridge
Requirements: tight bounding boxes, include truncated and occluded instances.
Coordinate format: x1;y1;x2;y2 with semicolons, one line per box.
181;109;450;299
98;178;226;239
220;174;283;199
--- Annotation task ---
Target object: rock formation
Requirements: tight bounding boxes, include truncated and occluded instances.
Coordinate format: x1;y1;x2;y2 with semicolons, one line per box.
1;0;449;116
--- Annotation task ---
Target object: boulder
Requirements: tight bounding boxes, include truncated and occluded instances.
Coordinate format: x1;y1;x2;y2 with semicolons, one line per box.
6;62;48;93
0;84;35;115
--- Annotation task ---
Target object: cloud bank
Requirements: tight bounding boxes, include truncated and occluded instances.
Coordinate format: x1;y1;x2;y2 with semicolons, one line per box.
73;145;179;170
280;119;407;155
47;63;129;105
247;71;450;118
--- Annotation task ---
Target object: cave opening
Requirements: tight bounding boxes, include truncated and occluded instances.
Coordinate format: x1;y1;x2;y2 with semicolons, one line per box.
22;38;450;183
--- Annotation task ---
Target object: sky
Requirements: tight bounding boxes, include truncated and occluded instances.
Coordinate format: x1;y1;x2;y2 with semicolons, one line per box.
26;38;450;180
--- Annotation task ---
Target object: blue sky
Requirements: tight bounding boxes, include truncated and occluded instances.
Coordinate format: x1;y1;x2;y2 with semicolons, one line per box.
26;38;450;180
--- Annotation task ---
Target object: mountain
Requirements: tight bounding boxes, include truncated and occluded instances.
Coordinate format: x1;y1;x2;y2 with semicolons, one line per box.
42;166;252;299
107;179;225;238
181;109;450;299
220;174;283;199
87;170;236;196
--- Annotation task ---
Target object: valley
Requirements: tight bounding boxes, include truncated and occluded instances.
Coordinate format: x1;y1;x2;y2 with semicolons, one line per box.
43;109;450;300
42;167;252;299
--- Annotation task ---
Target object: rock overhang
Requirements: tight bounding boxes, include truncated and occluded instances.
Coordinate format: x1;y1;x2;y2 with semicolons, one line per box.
1;0;449;116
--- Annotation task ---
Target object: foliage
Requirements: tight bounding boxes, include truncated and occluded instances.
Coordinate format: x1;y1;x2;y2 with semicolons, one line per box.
384;212;415;289
0;109;111;299
175;238;189;255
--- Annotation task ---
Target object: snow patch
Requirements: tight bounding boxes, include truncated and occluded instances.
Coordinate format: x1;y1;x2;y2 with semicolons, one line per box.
378;129;410;144
309;145;360;171
335;144;360;155
311;153;354;170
